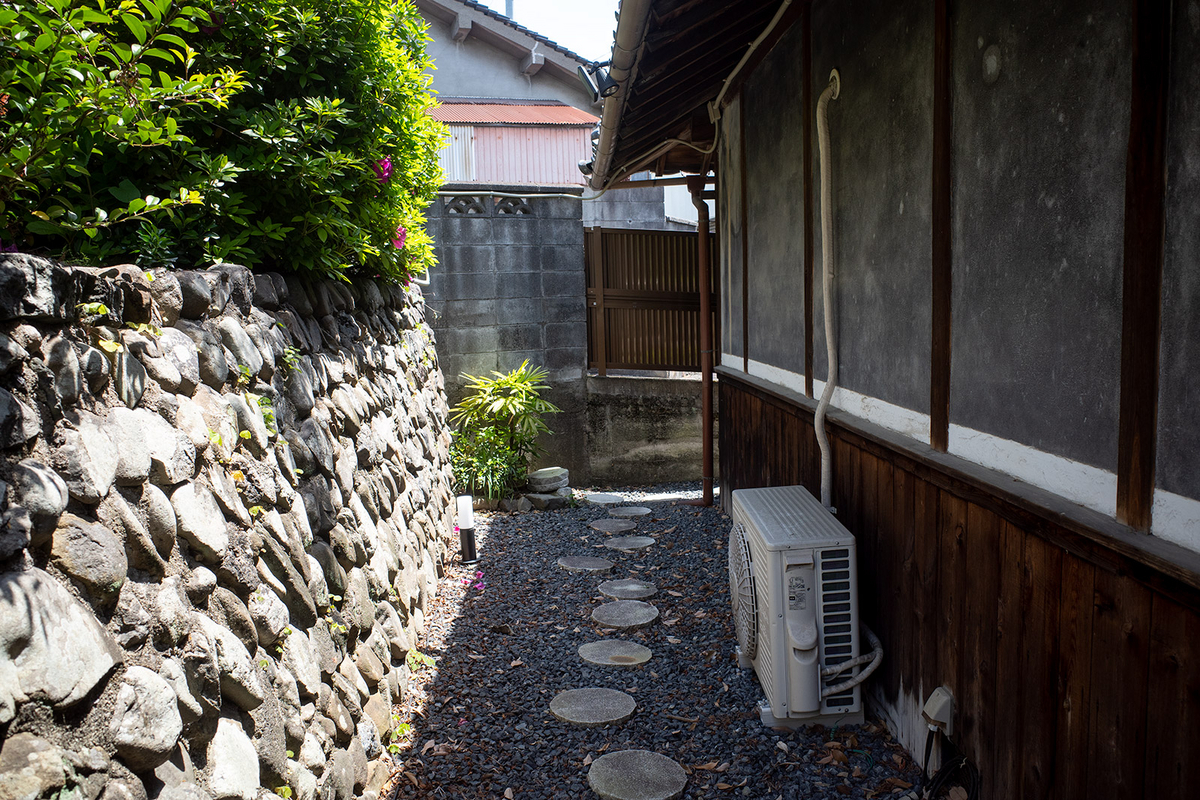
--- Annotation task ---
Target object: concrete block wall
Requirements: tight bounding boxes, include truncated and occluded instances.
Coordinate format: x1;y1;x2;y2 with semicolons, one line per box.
0;254;456;799
425;189;588;476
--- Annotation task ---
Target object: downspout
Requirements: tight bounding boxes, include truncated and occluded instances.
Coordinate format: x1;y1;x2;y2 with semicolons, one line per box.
688;176;714;507
815;70;840;509
589;0;654;190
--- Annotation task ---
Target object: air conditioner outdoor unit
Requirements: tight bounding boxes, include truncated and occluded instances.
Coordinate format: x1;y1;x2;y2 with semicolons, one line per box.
729;485;867;728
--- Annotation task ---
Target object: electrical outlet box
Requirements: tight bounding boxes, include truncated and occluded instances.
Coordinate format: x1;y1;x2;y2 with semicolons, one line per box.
922;686;954;737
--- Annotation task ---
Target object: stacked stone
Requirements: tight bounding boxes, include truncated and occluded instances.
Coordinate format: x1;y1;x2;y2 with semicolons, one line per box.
0;254;456;800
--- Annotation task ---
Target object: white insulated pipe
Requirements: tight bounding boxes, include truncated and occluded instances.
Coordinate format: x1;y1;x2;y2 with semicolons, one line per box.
815;69;840;509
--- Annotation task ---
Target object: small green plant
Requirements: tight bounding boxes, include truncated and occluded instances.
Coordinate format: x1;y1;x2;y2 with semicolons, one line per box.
406;648;435;672
257;395;277;434
239;429;252;441
76;302;109;317
273;787;292;799
449;360;560;501
126;322;164;337
282;346;302;372
248;505;263;517
235;364;252;389
207;428;223;447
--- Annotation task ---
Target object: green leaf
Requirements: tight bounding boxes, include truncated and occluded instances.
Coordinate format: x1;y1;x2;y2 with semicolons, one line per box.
109;179;141;205
122;14;148;45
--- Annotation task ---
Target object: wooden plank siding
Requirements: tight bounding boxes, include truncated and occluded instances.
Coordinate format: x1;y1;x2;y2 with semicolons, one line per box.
718;370;1200;798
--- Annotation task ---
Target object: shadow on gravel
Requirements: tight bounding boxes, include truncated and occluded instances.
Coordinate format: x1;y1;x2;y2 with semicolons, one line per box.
380;483;921;800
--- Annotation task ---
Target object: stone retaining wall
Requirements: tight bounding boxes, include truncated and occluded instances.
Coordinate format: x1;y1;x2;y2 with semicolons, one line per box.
0;254;456;800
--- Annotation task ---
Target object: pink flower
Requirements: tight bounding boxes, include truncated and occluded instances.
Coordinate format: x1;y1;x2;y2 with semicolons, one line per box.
391;225;407;249
373;157;393;183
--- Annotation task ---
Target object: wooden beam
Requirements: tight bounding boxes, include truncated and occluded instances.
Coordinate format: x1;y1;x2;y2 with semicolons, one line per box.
451;13;471;42
519;51;544;76
740;97;750;373
1116;0;1171;531
930;0;953;452
803;2;814;397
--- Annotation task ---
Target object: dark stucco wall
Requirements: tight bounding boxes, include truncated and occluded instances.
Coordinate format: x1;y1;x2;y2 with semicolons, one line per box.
1157;0;1200;501
720;97;746;362
949;0;1128;472
737;0;933;410
743;29;806;375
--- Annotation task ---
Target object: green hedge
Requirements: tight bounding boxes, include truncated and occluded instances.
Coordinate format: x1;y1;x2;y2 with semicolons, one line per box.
0;0;444;284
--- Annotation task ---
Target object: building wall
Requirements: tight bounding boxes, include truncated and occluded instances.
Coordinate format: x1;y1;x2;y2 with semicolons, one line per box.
420;11;594;112
720;0;1199;550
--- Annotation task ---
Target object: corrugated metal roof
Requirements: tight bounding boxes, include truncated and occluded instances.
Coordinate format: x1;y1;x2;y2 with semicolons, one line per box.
431;102;598;126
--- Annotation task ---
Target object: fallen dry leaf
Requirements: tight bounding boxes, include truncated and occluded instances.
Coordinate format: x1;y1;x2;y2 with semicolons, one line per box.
583;754;593;766
885;777;913;790
421;740;435;755
947;788;969;800
404;772;418;788
776;742;789;753
510;659;523;668
667;590;684;597
504;790;514;799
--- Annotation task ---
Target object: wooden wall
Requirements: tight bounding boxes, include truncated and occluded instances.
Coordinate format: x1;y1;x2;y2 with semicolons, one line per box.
719;371;1200;799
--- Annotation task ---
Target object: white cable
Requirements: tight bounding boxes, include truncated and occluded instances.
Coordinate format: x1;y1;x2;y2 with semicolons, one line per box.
814;69;840;509
820;621;881;698
709;0;795;120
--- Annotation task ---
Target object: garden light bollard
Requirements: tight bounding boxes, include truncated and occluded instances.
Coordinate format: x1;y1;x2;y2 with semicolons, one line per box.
457;495;479;566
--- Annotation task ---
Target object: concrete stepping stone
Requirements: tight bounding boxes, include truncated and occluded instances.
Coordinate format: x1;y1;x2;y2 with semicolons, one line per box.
604;536;655;552
584;493;624;506
592;600;659;631
587;750;687;800
558;556;614;574
527;466;569;492
549;687;636;727
578;640;652;668
590;518;636;533
609;506;651;518
598;578;657;600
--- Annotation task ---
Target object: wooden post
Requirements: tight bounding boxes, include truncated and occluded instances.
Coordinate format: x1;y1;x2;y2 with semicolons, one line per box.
930;0;953;452
1116;0;1171;531
587;228;608;377
689;176;714;507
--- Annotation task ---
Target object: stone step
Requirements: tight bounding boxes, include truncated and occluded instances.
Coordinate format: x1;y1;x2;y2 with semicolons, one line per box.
603;536;654;552
608;506;651;518
527;466;568;490
587;750;688;800
583;493;624;506
592;600;659;631
578;640;652;668
558;556;614;574
597;579;657;600
589;519;636;534
549;687;636;728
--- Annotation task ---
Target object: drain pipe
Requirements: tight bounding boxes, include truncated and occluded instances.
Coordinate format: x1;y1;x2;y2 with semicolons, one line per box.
815;70;840;509
590;0;654;190
688;175;714;507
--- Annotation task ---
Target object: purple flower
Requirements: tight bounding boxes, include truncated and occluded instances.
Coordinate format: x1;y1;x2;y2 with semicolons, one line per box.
391;225;407;250
373;157;393;184
0;239;17;253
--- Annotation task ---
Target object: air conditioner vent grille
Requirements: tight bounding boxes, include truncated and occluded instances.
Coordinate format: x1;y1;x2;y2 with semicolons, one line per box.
820;547;858;707
728;522;759;661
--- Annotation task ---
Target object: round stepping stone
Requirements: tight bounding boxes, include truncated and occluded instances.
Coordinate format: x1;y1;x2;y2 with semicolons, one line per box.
598;578;657;600
587;750;687;800
559;556;614;574
549;687;636;727
604;536;655;552
590;518;636;533
584;493;624;506
608;506;651;518
592;600;660;631
578;640;652;668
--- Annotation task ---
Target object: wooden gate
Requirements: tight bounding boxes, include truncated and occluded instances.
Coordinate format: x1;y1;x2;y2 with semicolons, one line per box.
585;227;718;374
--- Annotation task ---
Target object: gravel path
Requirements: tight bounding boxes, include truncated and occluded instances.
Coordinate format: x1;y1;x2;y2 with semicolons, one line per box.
383;483;921;799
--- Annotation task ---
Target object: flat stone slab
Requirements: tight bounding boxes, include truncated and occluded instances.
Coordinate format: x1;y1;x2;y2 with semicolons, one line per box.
590;518;636;533
604;536;655;552
549;688;636;728
598;579;658;600
578;640;652;668
584;493;624;506
587;750;687;800
592;600;659;631
558;556;614;574
608;506;652;518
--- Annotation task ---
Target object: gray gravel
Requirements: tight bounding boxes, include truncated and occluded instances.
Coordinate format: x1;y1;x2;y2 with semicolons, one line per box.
385;482;920;799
